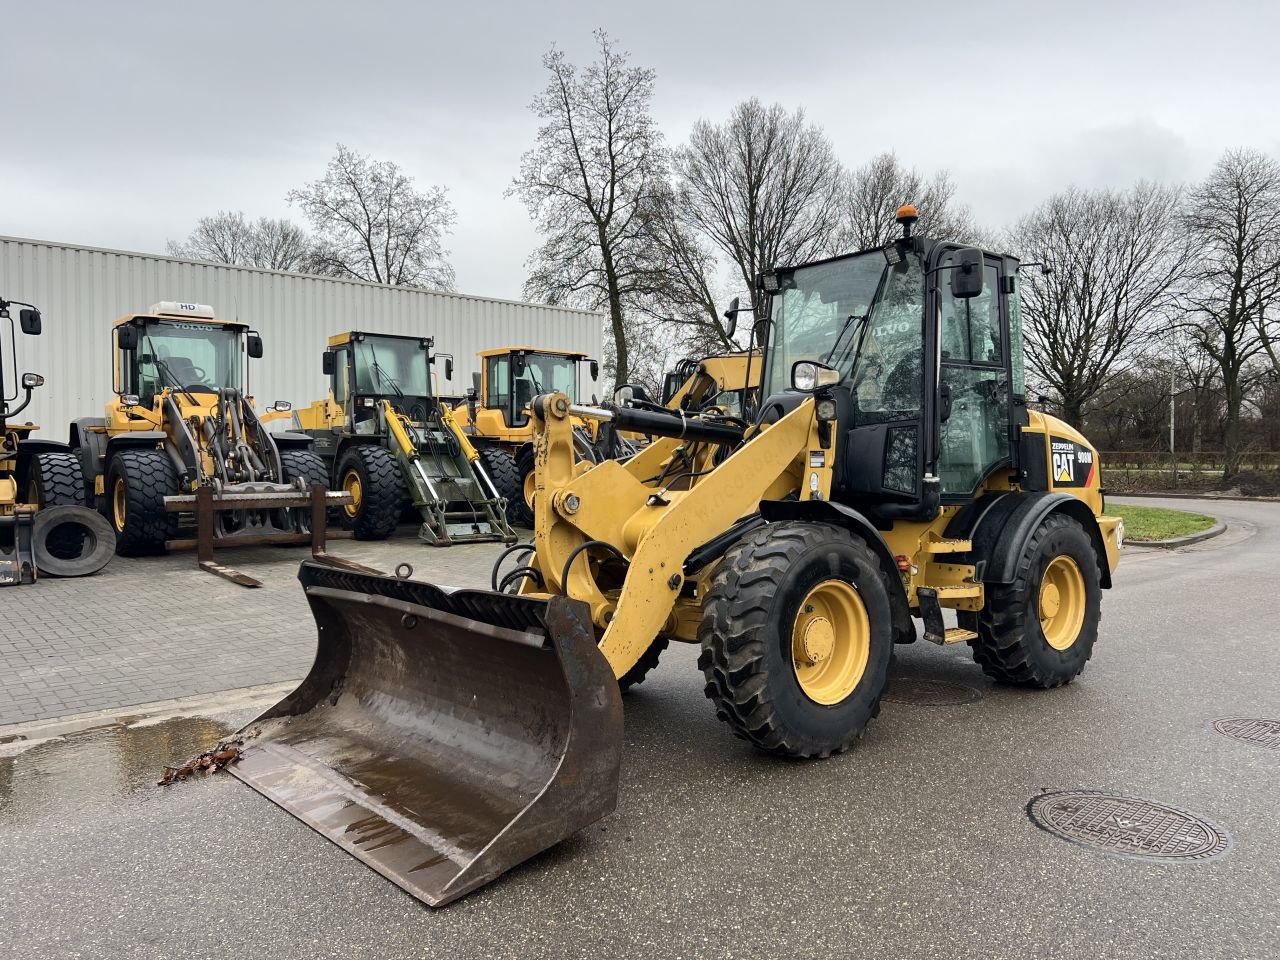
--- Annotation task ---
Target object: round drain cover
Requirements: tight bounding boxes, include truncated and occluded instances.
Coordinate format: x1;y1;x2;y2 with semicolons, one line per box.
883;678;980;706
1212;717;1280;750
1028;790;1230;863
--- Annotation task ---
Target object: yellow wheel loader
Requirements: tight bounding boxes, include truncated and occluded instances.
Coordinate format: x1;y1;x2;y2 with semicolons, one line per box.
228;208;1122;906
453;347;601;525
1;295;116;585
658;349;762;418
290;332;517;546
69;302;345;585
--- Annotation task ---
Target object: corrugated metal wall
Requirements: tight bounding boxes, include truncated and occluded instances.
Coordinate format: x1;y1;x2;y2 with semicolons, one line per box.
0;235;604;439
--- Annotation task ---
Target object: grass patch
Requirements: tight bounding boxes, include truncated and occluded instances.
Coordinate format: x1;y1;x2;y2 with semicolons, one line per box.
1104;504;1216;542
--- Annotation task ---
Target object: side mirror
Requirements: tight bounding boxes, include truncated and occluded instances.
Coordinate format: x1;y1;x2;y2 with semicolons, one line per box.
117;325;138;351
322;350;335;376
950;248;985;299
19;308;41;336
444;357;454;381
791;360;842;392
247;332;264;359
465;386;477;400
723;296;740;340
20;372;44;390
512;353;526;377
271;400;292;412
589;359;599;381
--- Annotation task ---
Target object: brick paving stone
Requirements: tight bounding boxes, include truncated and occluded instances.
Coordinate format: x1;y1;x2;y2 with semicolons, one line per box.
0;528;518;726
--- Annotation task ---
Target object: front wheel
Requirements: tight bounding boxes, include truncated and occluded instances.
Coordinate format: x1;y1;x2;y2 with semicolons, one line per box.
961;512;1102;688
336;445;406;540
105;449;179;555
697;521;893;758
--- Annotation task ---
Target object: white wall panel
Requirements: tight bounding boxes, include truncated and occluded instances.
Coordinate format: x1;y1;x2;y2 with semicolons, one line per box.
0;236;603;439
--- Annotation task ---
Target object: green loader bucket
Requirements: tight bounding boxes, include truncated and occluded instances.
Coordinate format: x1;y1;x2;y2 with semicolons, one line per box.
230;560;623;906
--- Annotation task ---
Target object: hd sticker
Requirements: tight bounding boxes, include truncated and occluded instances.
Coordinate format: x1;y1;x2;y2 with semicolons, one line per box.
1049;438;1096;488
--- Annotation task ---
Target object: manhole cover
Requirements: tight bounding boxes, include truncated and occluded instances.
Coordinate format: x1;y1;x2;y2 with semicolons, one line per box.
1212;717;1280;750
1027;790;1230;863
883;678;980;706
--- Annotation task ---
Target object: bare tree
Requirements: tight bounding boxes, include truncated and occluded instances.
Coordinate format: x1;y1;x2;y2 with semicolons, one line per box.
509;31;666;384
167;211;312;271
289;144;456;289
1183;148;1280;476
1012;182;1192;428
674;99;842;316
834;153;985;251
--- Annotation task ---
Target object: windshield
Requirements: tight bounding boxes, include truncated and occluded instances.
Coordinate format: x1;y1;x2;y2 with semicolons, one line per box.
520;352;577;399
764;250;924;420
352;336;431;398
136;320;242;398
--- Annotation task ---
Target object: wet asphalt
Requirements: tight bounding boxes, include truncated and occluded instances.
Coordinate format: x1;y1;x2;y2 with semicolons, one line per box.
1;497;1277;960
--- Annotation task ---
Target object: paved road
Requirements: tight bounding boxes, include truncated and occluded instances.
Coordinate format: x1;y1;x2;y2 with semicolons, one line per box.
2;498;1278;959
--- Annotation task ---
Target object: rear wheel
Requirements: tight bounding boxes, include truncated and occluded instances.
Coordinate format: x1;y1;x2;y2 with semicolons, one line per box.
106;449;179;555
961;512;1102;687
336;445;406;540
29;451;87;559
697;521;893;758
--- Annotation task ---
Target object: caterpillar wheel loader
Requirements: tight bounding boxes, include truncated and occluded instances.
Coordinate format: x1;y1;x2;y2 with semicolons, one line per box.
227;207;1122;906
453;347;601;526
290;332;517;546
69;302;346;586
1;295;115;585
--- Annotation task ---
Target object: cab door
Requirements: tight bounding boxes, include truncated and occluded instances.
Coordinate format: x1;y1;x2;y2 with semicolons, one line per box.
934;252;1012;499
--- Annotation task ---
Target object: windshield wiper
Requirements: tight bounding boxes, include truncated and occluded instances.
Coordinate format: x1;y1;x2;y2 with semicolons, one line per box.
366;342;405;399
825;313;867;369
143;336;198;406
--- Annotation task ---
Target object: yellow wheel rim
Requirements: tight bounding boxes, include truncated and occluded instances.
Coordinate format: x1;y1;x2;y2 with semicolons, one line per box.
112;478;127;533
1039;555;1086;650
523;467;536;509
342;470;362;519
791;579;870;705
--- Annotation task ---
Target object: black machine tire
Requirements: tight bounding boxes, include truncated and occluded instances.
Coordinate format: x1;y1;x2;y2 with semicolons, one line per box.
29;451;88;559
32;505;115;577
276;448;330;533
960;512;1102;688
697;521;893;758
336;445;406;541
105;449;179;555
479;446;530;528
618;636;669;692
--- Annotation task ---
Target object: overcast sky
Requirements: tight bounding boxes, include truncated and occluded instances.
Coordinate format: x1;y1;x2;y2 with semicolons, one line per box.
3;0;1278;301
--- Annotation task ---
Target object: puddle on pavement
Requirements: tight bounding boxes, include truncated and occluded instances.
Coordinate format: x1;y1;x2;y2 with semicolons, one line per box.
0;715;235;825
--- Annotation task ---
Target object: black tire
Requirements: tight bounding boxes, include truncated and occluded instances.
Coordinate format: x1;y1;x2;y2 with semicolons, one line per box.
29;451;87;559
960;513;1102;688
479;446;530;528
512;447;537;528
697;521;893;758
336;445;407;540
618;636;669;692
106;449;179;555
33;505;115;577
276;448;330;533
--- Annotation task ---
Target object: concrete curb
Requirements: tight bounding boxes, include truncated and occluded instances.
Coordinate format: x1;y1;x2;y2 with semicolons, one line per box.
1115;491;1280;503
1127;521;1228;550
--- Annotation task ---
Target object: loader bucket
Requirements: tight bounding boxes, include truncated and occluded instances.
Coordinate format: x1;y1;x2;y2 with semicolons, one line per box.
230;560;623;907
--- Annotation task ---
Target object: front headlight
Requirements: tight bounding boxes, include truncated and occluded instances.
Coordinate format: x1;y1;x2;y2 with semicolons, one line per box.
791;361;842;392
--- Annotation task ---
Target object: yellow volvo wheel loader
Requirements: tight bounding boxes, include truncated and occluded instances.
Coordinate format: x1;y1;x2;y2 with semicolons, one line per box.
290;332;517;546
453;347;601;525
69;302;344;585
228;208;1122;906
1;296;115;585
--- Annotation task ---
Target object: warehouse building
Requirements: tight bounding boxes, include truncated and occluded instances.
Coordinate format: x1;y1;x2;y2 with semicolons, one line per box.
0;235;604;437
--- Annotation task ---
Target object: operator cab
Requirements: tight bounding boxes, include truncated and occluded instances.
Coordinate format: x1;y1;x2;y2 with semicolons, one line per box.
482;349;598;429
323;332;443;429
114;303;261;406
757;207;1027;522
